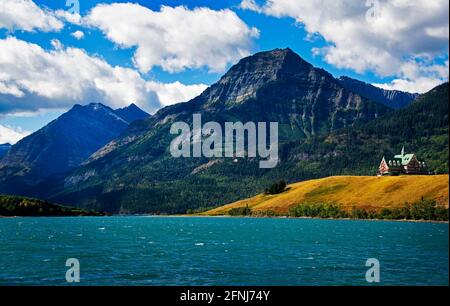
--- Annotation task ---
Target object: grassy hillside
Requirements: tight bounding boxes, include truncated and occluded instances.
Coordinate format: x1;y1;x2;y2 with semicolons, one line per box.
0;195;103;217
204;175;449;217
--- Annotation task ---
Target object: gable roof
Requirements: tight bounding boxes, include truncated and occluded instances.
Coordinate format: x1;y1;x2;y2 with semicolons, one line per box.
394;153;415;165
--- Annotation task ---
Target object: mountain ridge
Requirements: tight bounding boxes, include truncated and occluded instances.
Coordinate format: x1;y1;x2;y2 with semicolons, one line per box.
114;103;150;123
338;76;419;109
84;48;390;164
0;102;149;194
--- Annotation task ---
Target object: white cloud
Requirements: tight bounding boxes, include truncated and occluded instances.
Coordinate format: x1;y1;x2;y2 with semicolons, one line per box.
374;59;449;93
0;37;207;115
239;0;263;13
146;81;207;106
0;80;24;97
83;3;259;73
0;124;30;144
71;30;85;40
0;0;63;32
50;39;63;50
242;0;449;93
373;78;444;94
55;10;82;25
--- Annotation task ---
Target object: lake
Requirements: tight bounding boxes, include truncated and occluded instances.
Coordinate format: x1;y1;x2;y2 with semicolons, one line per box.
0;216;448;286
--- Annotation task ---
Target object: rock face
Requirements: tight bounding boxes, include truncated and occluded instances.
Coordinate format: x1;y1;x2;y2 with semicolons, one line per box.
201;48;308;106
152;48;389;138
0;103;149;194
0;143;11;159
338;76;419;109
50;48;392;213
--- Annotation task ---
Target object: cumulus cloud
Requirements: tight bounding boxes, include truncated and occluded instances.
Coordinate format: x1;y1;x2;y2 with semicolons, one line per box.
83;3;259;73
55;10;82;25
0;124;30;144
146;81;207;107
240;0;263;13
0;0;63;32
373;60;449;93
373;78;443;94
0;37;207;115
71;30;85;40
242;0;449;93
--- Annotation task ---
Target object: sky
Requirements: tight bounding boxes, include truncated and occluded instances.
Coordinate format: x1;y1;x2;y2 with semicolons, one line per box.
0;0;448;144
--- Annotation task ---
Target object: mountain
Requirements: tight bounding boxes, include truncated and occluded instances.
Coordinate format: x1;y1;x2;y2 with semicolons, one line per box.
0;143;11;159
338;76;419;109
0;103;149;194
114;103;150;123
48;48;392;214
53;79;447;215
147;48;389;139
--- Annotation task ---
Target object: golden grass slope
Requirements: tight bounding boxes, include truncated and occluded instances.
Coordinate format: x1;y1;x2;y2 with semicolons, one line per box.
204;175;449;216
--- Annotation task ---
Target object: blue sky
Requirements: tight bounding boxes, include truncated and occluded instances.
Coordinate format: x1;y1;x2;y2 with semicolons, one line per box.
0;0;448;144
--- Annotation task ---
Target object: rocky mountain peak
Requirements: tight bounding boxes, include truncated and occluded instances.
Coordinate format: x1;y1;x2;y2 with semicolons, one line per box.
114;103;150;123
199;48;315;106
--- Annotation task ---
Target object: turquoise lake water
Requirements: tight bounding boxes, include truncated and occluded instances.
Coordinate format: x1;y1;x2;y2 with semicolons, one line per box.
0;216;448;286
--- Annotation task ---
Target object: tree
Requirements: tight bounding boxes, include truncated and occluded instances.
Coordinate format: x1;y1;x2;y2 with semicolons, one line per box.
265;180;287;195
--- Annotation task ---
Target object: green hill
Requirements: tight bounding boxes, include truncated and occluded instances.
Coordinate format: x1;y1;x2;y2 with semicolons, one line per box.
268;82;449;180
0;195;103;217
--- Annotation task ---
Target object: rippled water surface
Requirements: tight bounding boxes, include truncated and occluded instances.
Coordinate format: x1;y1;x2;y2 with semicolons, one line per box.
0;216;448;285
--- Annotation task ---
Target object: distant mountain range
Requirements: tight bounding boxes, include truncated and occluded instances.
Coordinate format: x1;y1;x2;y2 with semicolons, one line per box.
338;76;419;109
0;48;447;215
0;143;11;159
0;103;149;194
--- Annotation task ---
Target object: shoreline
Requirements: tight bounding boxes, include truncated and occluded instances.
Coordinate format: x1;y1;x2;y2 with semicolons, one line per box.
1;214;448;224
185;214;450;224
